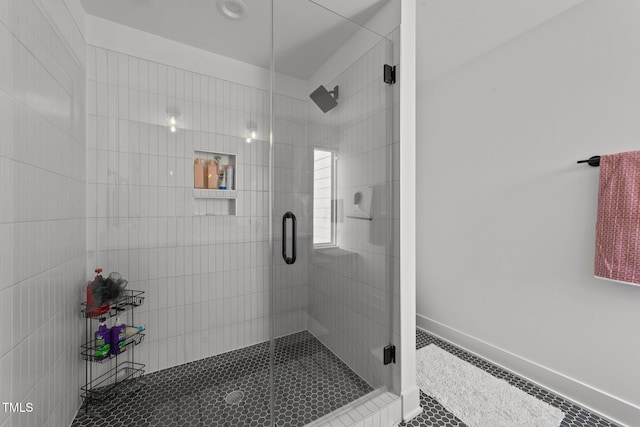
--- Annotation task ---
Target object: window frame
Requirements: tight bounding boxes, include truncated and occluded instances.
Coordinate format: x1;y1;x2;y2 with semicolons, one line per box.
312;147;337;248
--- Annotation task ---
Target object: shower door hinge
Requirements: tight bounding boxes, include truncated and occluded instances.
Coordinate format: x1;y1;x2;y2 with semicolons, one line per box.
383;64;396;84
383;344;396;365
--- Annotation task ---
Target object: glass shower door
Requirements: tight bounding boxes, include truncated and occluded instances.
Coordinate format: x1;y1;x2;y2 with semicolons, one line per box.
269;1;397;424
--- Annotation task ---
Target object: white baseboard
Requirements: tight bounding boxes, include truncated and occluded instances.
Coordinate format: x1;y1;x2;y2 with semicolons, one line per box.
417;314;638;427
401;385;423;421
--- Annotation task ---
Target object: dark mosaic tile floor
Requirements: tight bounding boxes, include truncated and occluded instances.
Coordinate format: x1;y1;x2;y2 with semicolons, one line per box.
399;329;620;427
72;331;372;427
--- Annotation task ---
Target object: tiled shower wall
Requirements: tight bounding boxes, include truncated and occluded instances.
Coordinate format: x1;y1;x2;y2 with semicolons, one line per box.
273;94;311;339
307;33;400;391
0;1;86;426
86;45;308;374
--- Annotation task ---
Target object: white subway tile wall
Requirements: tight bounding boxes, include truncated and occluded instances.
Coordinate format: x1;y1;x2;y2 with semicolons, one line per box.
0;1;86;427
307;34;401;391
273;93;311;339
86;45;309;375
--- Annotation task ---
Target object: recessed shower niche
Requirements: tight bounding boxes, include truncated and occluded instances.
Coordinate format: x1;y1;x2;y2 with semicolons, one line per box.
193;150;237;216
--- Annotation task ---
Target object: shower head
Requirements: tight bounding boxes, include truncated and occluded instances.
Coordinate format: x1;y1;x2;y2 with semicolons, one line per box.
310;85;339;113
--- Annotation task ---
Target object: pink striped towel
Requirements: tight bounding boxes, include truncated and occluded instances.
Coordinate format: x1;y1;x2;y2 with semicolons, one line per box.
594;150;640;286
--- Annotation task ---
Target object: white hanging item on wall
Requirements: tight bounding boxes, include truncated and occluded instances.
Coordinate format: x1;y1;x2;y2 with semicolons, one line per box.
347;186;373;220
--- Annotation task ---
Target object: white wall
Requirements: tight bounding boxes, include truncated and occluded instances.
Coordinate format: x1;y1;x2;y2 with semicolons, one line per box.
0;0;86;426
417;0;583;82
416;1;640;425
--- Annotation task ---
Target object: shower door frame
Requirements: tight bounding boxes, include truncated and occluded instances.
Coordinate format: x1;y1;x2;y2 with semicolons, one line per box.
267;1;399;425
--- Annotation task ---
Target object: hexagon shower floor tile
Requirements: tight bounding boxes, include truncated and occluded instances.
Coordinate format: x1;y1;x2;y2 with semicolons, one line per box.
71;331;372;427
72;329;620;427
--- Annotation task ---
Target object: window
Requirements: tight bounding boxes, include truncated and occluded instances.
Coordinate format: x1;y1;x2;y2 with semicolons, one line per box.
313;149;336;246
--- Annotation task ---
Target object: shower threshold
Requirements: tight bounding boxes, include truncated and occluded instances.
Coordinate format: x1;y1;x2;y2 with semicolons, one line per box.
71;330;373;427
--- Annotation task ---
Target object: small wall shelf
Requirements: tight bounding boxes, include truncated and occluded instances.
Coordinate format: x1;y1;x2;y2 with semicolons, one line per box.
193;189;238;199
193;150;236;191
194;149;238;216
81;361;145;405
81;330;145;363
81;289;146;411
81;290;145;319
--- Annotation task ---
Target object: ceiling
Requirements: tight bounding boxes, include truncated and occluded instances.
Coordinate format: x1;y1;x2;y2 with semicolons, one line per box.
80;0;586;82
418;0;585;82
80;0;390;80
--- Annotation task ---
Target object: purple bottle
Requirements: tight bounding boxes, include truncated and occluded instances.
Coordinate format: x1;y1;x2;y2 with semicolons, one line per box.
111;318;127;355
94;318;111;360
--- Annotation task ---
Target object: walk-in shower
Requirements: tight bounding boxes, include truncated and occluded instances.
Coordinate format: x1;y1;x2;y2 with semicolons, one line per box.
71;0;400;425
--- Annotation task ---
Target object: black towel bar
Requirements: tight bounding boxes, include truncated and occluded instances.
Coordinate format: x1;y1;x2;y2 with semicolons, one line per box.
577;156;600;167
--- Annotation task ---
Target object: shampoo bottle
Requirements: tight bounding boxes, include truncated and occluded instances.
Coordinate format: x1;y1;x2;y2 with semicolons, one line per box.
194;158;205;189
218;165;227;190
206;159;218;189
111;318;127;355
94;318;111;360
225;165;234;190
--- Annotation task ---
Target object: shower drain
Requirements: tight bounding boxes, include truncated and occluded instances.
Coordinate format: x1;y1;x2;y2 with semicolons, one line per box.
224;391;244;405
